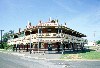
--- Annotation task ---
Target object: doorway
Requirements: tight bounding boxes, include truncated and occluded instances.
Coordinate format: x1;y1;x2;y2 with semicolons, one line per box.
48;43;52;51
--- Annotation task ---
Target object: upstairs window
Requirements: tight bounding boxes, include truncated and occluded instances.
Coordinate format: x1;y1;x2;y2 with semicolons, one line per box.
48;28;51;33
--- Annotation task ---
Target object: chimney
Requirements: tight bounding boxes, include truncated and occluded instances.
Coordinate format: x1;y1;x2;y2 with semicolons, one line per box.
26;26;27;29
29;22;31;26
65;22;66;25
57;19;58;23
65;22;67;27
27;21;31;26
19;28;21;33
49;17;51;22
39;20;41;23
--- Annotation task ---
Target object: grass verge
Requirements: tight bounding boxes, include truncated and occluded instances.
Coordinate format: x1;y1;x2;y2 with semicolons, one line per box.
79;51;100;59
61;51;100;60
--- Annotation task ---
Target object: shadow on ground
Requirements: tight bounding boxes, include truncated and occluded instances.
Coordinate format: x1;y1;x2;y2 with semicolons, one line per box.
48;49;96;54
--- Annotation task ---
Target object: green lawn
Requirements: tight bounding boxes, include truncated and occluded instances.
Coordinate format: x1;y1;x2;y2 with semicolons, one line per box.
61;51;100;60
79;51;100;59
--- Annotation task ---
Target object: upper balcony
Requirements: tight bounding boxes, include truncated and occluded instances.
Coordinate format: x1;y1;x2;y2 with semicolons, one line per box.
36;33;65;38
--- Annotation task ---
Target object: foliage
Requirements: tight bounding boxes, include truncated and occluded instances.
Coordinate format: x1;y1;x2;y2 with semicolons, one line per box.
96;40;100;44
3;42;8;49
2;30;14;42
5;45;14;50
0;44;2;48
0;30;14;49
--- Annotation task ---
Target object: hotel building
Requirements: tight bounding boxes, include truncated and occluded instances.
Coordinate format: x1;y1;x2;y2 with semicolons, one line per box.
7;18;88;53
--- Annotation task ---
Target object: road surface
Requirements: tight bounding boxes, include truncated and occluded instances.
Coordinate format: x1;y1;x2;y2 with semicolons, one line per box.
0;52;100;68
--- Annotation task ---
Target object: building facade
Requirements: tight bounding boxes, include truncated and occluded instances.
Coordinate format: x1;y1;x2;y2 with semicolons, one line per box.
7;19;88;53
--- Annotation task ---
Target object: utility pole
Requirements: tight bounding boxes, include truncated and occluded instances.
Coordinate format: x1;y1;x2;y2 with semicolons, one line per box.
94;31;96;46
94;31;96;42
0;30;4;49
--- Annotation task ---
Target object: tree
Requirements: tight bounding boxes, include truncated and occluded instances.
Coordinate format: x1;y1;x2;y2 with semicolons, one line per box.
2;32;9;42
1;30;14;49
2;30;14;42
9;30;14;34
96;40;100;44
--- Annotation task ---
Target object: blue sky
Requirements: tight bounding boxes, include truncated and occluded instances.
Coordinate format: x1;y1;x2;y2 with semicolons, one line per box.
0;0;100;41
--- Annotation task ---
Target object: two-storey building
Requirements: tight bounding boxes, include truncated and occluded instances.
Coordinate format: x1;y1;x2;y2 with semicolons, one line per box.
7;19;88;53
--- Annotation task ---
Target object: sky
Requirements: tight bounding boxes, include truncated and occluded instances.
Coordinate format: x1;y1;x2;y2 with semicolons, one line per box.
0;0;100;41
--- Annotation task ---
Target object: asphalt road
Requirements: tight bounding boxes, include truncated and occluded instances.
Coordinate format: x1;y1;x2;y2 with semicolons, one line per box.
0;52;100;68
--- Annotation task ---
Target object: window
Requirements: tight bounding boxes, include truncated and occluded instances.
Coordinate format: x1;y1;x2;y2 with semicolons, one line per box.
39;42;41;48
53;34;56;36
48;28;51;32
57;29;61;33
39;29;41;33
46;33;50;36
34;44;38;48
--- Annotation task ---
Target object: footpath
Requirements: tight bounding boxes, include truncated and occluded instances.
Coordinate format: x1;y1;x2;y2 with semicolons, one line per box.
0;49;61;60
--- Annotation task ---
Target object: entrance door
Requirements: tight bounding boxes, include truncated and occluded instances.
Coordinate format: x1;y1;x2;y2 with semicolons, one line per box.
48;44;52;51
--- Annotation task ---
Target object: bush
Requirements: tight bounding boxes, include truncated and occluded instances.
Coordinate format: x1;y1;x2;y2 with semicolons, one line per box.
5;45;14;50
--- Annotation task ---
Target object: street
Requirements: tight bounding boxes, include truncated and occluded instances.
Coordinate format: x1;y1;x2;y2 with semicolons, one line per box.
0;52;100;68
0;52;62;68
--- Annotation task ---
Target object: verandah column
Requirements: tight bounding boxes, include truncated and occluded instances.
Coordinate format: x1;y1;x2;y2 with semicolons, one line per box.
13;44;16;51
81;43;84;52
16;44;17;52
24;45;25;50
63;43;65;51
29;30;32;54
26;44;28;52
19;44;20;51
18;44;20;52
76;43;78;52
72;42;75;51
68;41;70;50
74;43;76;51
21;45;23;51
61;24;64;54
61;42;64;54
